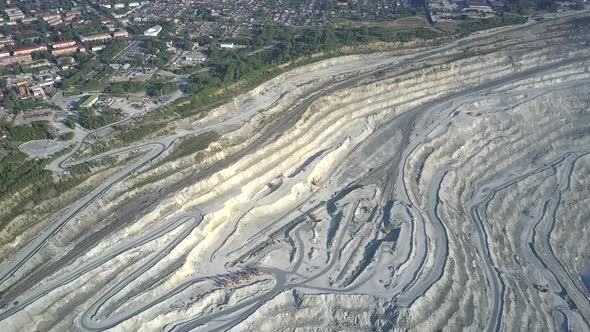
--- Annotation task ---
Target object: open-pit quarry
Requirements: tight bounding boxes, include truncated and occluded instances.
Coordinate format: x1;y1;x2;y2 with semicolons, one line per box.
1;11;590;332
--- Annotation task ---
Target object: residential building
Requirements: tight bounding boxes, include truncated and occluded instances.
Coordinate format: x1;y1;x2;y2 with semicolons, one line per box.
0;38;15;49
13;45;47;56
0;54;32;67
42;15;61;22
15;81;28;96
30;85;45;97
64;12;77;21
113;30;129;38
6;8;25;21
58;56;75;70
80;34;112;43
27;59;52;69
183;52;207;63
21;17;37;24
48;18;63;27
52;46;78;57
51;40;77;49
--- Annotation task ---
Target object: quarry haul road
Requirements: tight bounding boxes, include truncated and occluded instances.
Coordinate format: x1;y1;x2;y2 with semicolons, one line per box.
5;9;583;284
0;39;442;316
166;53;590;332
79;215;204;330
0;141;171;288
0;214;202;321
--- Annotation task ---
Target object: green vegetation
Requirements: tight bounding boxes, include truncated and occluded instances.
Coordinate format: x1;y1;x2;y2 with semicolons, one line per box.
61;40;127;93
114;123;163;144
0;146;109;225
457;15;527;36
147;82;177;96
104;79;178;96
2;122;54;142
504;0;558;13
98;40;127;63
0;151;58;202
185;72;221;95
58;132;75;141
61;59;109;92
160;131;220;164
183;39;195;51
65;119;76;129
104;81;149;95
151;50;176;68
129;131;220;191
80;122;167;159
170;25;440;115
144;39;167;54
79;108;123;129
2;89;57;114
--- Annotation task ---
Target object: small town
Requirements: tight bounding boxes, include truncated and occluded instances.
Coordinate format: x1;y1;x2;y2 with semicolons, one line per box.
0;0;589;330
0;0;586;133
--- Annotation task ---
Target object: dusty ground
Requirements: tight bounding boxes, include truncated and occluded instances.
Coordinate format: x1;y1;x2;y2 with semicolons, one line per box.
18;140;72;159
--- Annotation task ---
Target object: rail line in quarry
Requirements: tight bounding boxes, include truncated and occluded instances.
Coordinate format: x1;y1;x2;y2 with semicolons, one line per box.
1;11;590;332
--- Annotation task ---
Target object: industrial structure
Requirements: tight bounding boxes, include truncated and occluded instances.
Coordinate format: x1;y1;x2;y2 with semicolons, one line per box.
80;95;99;109
144;25;162;37
220;41;234;49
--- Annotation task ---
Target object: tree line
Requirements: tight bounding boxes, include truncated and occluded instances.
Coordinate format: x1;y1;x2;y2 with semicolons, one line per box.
79;108;122;129
1;121;54;142
104;79;178;96
178;25;439;111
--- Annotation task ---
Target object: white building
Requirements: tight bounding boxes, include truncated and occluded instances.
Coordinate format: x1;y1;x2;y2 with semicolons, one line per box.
144;25;162;37
220;41;234;48
183;51;207;63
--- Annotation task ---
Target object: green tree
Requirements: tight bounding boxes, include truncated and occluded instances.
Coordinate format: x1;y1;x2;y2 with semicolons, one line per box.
147;82;177;96
65;119;76;129
183;39;194;51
